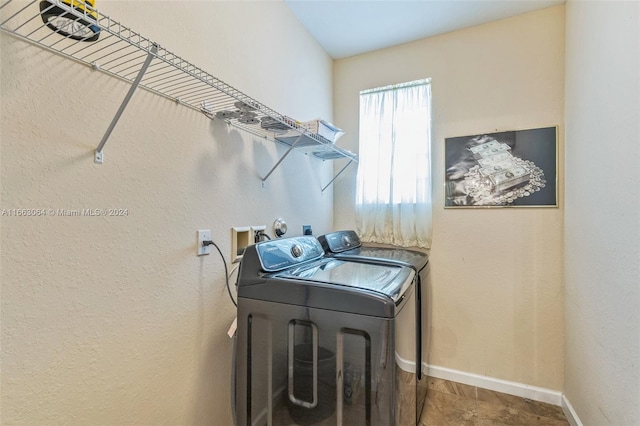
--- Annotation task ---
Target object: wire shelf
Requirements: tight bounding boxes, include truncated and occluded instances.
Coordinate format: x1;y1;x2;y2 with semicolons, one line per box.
0;0;357;185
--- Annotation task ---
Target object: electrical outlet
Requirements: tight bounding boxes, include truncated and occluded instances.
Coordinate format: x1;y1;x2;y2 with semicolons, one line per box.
197;230;211;256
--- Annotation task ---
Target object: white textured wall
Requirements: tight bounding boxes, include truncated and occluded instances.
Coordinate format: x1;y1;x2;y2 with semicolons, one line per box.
0;2;333;424
333;6;565;390
564;1;640;424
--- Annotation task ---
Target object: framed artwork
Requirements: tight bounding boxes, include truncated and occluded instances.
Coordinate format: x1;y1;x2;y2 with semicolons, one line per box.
445;126;557;208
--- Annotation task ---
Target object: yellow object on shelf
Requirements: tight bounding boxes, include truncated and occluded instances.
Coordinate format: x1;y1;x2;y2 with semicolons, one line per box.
39;0;100;42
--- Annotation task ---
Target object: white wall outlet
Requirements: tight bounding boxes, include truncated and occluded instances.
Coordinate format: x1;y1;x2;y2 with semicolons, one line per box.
197;230;211;256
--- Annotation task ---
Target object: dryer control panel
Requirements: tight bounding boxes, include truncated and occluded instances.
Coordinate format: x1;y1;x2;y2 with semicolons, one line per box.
256;236;324;272
318;230;361;253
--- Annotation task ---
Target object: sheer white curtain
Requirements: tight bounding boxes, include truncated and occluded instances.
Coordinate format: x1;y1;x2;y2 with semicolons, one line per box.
355;79;432;248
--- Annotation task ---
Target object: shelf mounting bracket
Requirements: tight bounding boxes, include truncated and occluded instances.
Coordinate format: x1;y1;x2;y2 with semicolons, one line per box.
261;133;304;185
321;159;354;192
94;44;158;164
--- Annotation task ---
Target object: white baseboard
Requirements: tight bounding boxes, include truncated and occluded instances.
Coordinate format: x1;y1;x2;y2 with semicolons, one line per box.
561;394;584;426
425;364;563;406
426;364;584;424
395;352;416;373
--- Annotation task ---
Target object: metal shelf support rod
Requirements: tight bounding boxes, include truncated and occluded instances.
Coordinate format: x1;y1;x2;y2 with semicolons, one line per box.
95;43;158;163
261;133;304;185
321;160;353;192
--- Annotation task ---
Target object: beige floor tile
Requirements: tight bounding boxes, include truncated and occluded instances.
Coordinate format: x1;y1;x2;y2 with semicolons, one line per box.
476;398;568;426
422;378;568;426
523;399;567;422
476;388;567;423
265;376;569;425
424;389;479;425
427;377;476;400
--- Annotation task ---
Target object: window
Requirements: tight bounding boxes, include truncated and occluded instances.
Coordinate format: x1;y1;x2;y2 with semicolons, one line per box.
355;79;432;248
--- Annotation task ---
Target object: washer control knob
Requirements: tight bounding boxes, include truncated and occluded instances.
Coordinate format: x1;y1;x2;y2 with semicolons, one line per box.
342;234;352;247
291;244;303;258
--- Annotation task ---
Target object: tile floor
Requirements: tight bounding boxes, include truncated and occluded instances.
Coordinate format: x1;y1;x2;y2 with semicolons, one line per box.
421;377;570;426
271;375;569;425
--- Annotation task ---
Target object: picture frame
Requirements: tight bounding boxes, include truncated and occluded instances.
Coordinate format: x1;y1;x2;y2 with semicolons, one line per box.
444;126;558;208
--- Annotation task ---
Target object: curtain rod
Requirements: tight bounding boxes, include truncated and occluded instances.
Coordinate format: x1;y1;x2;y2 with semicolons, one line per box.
360;78;431;95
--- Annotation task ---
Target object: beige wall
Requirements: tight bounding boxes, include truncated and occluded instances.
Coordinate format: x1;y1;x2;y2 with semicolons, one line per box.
0;2;333;424
333;6;565;390
564;1;640;424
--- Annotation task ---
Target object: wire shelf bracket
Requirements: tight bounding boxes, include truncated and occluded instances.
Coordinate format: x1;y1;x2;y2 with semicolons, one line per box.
95;44;157;163
0;0;357;187
321;159;354;193
261;134;303;186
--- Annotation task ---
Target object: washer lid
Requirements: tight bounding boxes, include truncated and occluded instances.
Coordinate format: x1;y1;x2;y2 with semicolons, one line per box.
336;246;428;271
319;230;428;271
273;258;415;304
